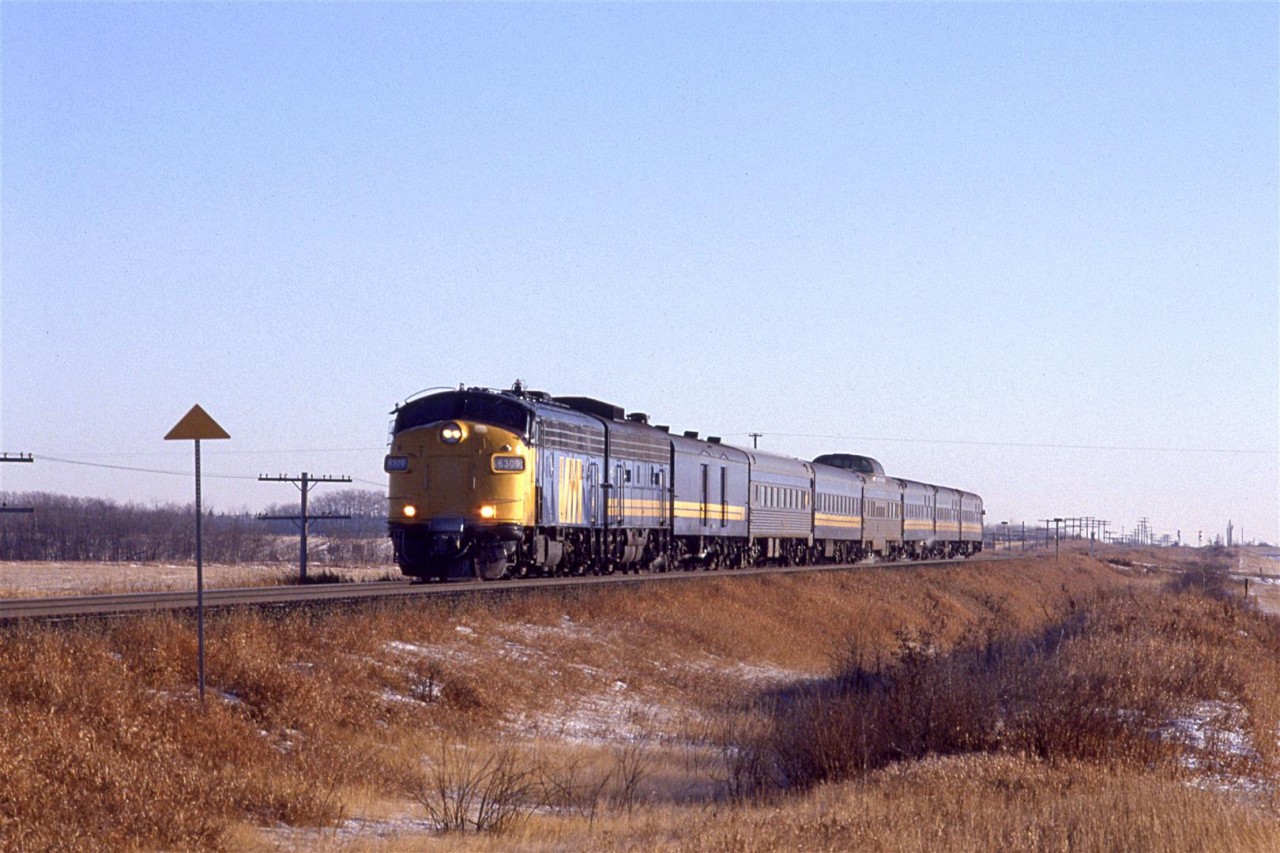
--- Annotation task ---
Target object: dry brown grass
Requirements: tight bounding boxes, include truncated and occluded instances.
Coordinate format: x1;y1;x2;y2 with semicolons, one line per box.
0;560;397;598
577;755;1280;853
740;561;1280;795
1;548;1276;851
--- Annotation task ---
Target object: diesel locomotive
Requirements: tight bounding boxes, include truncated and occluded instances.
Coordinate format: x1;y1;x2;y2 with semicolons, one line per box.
385;382;983;581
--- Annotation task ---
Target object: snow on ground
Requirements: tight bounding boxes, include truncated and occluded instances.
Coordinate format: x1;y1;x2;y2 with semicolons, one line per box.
509;685;672;745
685;651;816;686
377;617;814;748
259;816;440;850
1161;700;1275;802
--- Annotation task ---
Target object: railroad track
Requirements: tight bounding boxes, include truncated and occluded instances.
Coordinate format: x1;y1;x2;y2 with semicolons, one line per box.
0;556;1006;622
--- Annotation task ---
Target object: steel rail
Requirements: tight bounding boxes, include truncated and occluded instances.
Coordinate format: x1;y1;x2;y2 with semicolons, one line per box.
0;555;1007;623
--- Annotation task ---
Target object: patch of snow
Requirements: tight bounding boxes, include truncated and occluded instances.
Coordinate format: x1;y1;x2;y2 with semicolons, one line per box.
1163;701;1253;756
334;817;440;840
380;638;480;667
685;653;814;685
262;727;302;754
261;816;440;847
1160;700;1274;803
455;625;475;636
497;638;535;662
381;684;442;706
506;616;597;644
729;660;814;684
386;640;432;656
511;690;674;746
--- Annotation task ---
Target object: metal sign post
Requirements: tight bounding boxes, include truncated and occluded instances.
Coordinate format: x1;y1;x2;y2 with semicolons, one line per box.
164;405;229;706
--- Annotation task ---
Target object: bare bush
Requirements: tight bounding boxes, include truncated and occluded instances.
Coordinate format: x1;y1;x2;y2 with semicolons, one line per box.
748;563;1280;799
536;750;614;828
413;736;541;833
610;739;653;814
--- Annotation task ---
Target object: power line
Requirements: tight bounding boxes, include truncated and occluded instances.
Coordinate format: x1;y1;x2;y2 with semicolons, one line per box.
11;454;389;491
20;446;381;459
36;455;263;480
727;433;1277;455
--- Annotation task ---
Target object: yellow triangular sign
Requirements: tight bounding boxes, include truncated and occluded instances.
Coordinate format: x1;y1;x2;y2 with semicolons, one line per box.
164;405;230;441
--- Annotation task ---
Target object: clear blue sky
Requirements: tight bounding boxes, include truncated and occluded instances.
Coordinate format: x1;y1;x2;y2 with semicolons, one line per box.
2;3;1277;544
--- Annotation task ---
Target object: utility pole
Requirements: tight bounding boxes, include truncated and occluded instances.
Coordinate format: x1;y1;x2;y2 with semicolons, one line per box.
258;472;352;582
0;453;34;515
1039;519;1064;559
749;432;763;450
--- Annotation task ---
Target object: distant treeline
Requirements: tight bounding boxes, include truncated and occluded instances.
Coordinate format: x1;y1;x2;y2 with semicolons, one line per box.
0;490;391;565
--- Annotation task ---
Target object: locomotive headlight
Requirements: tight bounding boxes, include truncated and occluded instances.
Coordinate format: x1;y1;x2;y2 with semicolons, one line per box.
403;504;417;518
440;422;464;444
478;504;497;519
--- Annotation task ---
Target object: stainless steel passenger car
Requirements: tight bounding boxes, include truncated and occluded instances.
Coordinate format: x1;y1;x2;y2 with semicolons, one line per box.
670;433;750;567
745;450;815;563
813;462;866;563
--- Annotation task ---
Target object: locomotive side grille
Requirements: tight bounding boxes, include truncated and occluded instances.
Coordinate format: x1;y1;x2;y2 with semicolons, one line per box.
609;434;669;465
539;420;606;455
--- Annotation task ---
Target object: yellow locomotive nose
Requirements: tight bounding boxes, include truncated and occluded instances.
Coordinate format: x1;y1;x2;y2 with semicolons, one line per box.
387;420;535;529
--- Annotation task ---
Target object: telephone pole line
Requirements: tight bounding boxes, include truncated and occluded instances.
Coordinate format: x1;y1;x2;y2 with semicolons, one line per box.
1;453;34;515
258;472;352;582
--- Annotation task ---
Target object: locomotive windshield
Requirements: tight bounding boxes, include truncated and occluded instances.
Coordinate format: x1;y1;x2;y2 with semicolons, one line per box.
394;392;530;437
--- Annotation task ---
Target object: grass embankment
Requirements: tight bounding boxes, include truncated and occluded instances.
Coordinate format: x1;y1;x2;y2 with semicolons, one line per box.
1;548;1277;850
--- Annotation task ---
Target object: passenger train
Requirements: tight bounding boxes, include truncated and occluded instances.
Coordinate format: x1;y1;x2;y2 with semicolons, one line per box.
385;383;983;581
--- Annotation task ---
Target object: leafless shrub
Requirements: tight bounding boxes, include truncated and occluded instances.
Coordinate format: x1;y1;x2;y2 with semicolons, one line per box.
536;750;614;827
711;706;780;802
1168;553;1232;598
610;738;653;814
748;579;1280;800
413;736;541;833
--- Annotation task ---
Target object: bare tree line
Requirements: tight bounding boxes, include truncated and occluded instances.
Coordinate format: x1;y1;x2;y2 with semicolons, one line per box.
0;490;391;565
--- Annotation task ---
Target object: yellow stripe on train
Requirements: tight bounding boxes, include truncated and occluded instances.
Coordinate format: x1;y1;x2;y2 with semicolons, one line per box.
815;513;863;529
609;498;666;514
673;501;747;521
